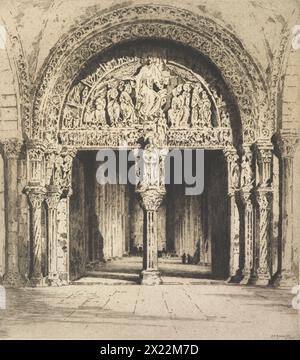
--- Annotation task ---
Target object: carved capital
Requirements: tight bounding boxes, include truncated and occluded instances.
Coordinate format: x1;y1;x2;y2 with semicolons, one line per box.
45;185;62;209
0;138;23;160
275;130;299;159
25;186;46;209
138;187;166;211
26;140;46;161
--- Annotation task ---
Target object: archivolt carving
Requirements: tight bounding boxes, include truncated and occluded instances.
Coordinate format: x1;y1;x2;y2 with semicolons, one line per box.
32;5;271;145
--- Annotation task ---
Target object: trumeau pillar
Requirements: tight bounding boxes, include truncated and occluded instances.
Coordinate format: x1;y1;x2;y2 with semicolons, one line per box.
224;148;240;282
239;147;255;285
274;130;299;286
135;134;167;285
0;139;25;286
252;142;273;286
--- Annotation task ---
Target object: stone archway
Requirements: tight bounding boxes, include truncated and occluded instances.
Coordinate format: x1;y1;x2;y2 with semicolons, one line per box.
23;5;277;286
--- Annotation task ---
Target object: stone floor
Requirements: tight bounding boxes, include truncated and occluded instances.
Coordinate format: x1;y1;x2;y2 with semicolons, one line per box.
0;258;299;339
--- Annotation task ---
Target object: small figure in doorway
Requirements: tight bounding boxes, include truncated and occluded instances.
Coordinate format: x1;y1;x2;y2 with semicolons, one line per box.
182;252;186;264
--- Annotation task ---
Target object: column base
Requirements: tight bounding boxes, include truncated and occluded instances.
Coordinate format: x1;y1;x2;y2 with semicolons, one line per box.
140;270;162;285
239;273;251;285
3;272;26;287
271;272;298;288
226;272;243;283
28;276;48;287
249;274;271;286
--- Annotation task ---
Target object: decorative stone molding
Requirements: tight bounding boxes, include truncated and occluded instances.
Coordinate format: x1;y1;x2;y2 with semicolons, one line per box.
32;5;271;144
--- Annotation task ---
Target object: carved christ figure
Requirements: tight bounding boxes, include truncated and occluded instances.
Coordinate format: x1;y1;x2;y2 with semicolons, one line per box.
135;59;164;118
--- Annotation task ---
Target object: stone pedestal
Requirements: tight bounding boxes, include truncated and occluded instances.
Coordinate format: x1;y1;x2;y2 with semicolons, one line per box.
1;139;25;286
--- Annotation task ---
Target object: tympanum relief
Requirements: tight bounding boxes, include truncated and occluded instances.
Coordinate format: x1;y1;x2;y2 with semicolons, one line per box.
60;45;233;149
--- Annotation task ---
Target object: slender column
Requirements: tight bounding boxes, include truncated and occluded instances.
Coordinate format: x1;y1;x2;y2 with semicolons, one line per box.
45;186;61;285
224;148;240;281
274;130;299;286
1;139;24;286
253;191;272;285
25;186;46;285
252;143;273;285
138;188;165;284
239;148;255;285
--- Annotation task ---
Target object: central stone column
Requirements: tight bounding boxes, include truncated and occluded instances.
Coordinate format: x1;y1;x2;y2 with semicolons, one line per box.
138;187;166;285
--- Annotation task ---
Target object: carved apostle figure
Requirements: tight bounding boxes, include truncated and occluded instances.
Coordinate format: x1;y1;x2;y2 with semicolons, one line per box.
119;82;135;125
201;91;212;126
107;85;120;125
191;83;203;127
93;95;107;127
240;155;253;188
179;83;191;127
168;84;184;127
